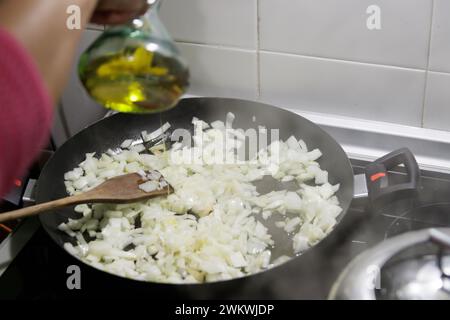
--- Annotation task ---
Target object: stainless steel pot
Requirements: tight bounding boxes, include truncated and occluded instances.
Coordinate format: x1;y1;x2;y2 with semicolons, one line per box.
329;228;450;300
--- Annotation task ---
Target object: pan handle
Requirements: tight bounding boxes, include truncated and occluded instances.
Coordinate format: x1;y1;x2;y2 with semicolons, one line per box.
365;148;420;206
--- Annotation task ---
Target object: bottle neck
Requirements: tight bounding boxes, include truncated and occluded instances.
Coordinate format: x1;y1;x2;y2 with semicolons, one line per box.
144;0;163;24
149;0;163;11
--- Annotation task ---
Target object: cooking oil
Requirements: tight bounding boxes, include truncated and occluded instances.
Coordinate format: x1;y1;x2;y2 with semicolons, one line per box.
78;0;189;114
79;44;189;114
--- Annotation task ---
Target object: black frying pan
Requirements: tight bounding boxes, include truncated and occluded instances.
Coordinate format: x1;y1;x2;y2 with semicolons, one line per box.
34;98;417;298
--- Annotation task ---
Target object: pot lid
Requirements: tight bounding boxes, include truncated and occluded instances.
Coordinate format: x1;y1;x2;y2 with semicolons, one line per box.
379;255;450;299
329;228;450;300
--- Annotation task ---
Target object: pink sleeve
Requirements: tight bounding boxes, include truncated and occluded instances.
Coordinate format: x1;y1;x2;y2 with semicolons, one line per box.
0;28;53;197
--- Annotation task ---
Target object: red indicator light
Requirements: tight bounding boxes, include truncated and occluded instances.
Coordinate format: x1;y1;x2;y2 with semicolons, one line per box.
14;179;22;187
370;172;386;182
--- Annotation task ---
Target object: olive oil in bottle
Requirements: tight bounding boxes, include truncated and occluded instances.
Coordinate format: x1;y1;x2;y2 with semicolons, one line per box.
78;0;189;114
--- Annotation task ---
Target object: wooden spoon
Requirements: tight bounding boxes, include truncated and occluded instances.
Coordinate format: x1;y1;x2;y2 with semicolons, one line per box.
0;172;173;223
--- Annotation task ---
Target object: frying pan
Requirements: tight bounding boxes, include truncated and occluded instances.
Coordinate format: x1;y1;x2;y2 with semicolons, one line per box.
34;97;419;298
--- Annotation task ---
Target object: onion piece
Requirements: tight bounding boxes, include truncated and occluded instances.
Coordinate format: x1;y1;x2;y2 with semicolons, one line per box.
138;181;159;193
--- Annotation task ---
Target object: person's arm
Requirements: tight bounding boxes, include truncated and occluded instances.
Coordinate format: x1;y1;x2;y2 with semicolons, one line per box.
0;0;97;103
0;0;99;197
0;0;148;197
0;0;149;102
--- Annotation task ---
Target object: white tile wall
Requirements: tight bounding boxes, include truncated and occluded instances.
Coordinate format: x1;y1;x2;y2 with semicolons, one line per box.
59;0;450;135
429;0;450;73
259;52;426;126
160;0;257;49
259;0;432;69
178;42;258;100
423;72;450;131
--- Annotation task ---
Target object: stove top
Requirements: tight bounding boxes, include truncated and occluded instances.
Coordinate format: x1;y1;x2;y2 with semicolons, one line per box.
1;159;450;299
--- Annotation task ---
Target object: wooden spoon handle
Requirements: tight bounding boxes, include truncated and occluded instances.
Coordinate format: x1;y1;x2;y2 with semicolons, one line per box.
0;194;87;223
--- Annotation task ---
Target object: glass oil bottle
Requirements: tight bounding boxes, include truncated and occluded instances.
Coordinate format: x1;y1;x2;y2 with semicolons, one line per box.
78;0;189;114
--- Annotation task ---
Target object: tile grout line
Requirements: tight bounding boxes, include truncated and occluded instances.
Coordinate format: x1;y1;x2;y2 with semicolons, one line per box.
421;0;435;128
259;49;427;73
175;40;256;53
175;39;434;74
426;69;450;76
256;0;261;99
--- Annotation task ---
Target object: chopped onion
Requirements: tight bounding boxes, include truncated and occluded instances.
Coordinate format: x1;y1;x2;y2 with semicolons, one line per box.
138;181;159;193
60;114;342;284
144;122;171;141
120;139;133;149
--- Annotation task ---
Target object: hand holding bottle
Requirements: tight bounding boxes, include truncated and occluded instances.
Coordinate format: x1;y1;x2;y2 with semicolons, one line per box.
92;0;149;25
